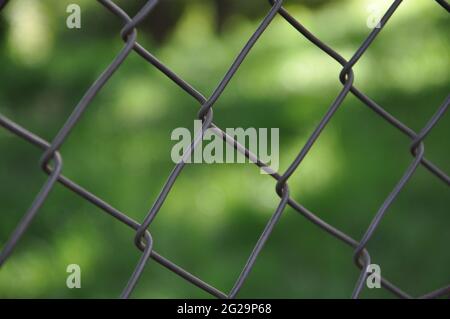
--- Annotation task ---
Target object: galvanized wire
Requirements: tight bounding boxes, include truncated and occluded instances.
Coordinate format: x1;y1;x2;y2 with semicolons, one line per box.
0;0;449;299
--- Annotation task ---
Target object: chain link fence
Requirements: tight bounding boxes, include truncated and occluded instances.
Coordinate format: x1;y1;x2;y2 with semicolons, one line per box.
0;0;449;299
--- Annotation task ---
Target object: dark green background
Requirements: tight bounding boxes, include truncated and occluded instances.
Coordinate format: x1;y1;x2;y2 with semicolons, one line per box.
0;0;448;298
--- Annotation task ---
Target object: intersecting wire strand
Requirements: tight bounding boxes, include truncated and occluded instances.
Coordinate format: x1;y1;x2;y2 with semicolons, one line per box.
270;0;450;298
0;0;449;299
0;0;226;299
0;114;227;299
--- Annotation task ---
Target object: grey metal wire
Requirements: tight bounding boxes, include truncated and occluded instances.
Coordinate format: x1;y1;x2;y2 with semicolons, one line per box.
0;0;448;299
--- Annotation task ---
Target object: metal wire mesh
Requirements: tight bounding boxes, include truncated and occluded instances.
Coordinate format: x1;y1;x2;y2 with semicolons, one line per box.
0;0;449;299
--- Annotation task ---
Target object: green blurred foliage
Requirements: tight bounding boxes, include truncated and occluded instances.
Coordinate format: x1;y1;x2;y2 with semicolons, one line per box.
0;0;448;298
